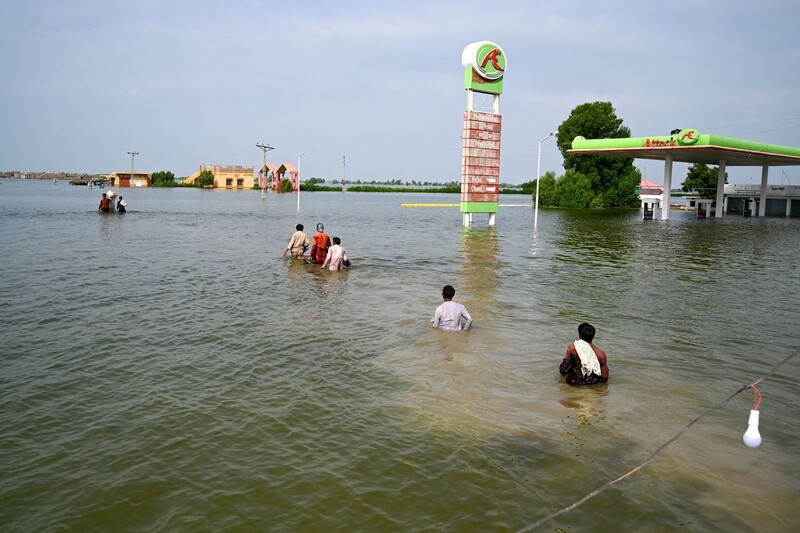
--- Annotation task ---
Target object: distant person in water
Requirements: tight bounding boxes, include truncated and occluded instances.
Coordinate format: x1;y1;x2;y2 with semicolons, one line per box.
117;196;127;213
321;236;349;271
307;222;331;264
98;193;111;212
431;285;472;331
282;224;309;259
559;322;609;386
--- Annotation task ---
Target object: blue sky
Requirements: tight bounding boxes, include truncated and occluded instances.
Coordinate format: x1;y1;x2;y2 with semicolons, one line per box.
2;0;799;184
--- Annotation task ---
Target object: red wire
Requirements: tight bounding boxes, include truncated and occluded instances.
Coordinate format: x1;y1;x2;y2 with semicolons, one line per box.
749;384;762;410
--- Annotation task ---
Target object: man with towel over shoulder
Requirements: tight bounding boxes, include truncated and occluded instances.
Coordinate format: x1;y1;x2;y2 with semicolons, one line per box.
559;322;609;385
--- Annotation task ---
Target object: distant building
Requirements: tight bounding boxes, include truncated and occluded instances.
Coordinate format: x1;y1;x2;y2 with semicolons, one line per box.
723;184;800;217
185;164;255;189
636;181;800;218
257;162;299;191
636;179;663;219
110;171;151;187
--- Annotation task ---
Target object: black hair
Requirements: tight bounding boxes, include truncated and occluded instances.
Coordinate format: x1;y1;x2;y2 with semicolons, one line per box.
578;322;596;342
333;237;341;245
442;285;455;300
296;224;304;231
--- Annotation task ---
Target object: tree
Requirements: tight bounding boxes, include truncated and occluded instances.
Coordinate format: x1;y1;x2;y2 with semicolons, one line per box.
278;178;294;192
553;170;595;208
555;101;641;208
151;170;175;187
682;163;727;198
196;170;214;188
533;171;558;206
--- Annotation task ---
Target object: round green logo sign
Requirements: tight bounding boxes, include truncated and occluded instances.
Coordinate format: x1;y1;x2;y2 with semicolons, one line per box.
677;128;700;145
462;41;506;81
475;43;505;80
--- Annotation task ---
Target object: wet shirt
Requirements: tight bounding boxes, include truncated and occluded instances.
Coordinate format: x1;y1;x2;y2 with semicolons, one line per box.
309;232;331;263
287;230;309;251
431;301;472;331
322;244;348;270
559;342;609;385
311;232;331;251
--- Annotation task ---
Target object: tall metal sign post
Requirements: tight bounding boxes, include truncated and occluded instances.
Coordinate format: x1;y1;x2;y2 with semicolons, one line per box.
460;41;506;226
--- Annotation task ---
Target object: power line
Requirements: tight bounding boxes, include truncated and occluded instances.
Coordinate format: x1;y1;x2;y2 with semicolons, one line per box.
702;116;800;133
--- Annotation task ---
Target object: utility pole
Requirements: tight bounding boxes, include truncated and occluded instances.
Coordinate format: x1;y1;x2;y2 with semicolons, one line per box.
127;151;139;183
127;151;139;174
297;151;305;213
256;143;274;169
342;155;346;192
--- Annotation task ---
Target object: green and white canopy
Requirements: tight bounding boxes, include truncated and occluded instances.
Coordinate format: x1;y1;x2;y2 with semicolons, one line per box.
568;129;800;166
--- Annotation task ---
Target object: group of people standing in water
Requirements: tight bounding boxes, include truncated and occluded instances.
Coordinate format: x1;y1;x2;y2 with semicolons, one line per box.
98;192;126;213
283;222;350;271
283;223;609;386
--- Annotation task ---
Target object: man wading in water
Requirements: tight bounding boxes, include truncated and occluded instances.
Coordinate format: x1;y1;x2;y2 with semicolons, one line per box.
283;224;309;259
431;285;472;331
98;193;111;212
307;222;331;264
559;322;609;385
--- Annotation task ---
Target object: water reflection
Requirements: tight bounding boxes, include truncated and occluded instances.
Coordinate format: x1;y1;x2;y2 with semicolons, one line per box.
552;209;637;270
285;258;347;312
458;226;500;322
98;211;123;244
558;384;608;426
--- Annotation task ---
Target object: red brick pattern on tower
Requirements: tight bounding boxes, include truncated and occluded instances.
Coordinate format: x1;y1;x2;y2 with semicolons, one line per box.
461;111;501;203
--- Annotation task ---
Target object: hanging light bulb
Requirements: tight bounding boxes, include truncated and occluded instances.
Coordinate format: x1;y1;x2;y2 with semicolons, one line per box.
742;409;762;448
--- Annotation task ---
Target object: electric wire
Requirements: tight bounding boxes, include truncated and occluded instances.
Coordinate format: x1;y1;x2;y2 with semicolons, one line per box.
517;349;799;532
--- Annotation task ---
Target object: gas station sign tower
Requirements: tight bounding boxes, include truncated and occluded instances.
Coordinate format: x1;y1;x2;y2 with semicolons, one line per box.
460;41;506;226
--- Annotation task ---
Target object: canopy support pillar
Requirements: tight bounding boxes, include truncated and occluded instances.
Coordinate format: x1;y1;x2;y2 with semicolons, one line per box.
759;165;769;217
661;155;673;220
715;160;726;218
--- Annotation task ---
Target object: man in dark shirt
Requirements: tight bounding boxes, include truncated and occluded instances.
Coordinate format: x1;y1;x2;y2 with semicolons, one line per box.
559;322;609;385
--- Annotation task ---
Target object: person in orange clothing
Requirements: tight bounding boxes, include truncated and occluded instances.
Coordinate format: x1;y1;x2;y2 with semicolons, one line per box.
307;222;331;264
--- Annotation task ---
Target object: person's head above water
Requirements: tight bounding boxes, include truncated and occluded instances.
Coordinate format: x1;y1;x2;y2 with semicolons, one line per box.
296;224;303;231
332;236;341;245
317;223;324;232
578;322;596;342
442;285;455;300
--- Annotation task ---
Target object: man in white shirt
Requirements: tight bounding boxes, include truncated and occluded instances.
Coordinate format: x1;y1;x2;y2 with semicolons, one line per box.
321;236;349;270
431;285;472;331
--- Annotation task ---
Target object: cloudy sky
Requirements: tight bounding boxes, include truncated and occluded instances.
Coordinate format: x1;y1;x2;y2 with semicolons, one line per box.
2;0;799;184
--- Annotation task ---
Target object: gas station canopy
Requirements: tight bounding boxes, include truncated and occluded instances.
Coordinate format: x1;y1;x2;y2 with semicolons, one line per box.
566;129;800;220
567;129;800;167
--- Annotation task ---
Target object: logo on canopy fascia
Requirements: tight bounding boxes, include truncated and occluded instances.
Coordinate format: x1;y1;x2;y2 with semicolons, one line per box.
462;41;506;95
677;128;699;145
